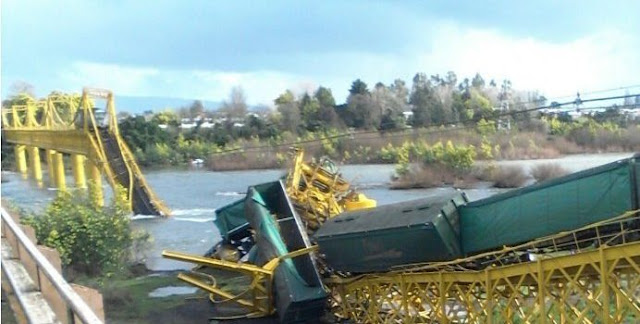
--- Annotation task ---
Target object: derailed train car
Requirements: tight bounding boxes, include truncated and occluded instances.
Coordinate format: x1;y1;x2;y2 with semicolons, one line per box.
314;155;640;273
165;153;639;322
314;193;468;273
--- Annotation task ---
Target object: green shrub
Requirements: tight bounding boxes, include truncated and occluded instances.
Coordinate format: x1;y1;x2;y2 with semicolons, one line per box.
379;143;399;162
394;143;410;177
442;141;476;171
23;184;148;276
479;136;493;159
476;118;496;135
422;140;476;171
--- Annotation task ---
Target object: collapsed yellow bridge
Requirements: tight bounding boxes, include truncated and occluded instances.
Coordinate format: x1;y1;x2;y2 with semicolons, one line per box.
2;88;169;216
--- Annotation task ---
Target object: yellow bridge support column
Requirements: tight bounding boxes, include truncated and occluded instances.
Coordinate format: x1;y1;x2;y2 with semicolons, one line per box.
71;154;87;188
46;150;57;187
53;153;66;192
14;145;27;178
27;146;43;187
87;160;103;207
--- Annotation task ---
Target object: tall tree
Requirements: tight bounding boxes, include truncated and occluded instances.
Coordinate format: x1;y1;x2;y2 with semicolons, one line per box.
410;73;445;127
274;90;300;133
445;71;457;87
349;79;369;95
189;100;205;118
300;93;321;131
345;79;377;129
314;86;339;129
471;73;485;89
220;86;248;119
390;79;409;110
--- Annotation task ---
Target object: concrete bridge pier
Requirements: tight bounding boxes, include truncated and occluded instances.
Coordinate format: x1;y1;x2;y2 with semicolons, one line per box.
72;154;87;189
46;150;57;187
27;146;43;187
14;145;27;179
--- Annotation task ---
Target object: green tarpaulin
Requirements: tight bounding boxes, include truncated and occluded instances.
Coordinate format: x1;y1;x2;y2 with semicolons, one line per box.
460;157;637;254
214;198;248;241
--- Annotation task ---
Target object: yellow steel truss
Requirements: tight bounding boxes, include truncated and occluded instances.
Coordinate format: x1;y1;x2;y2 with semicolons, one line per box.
2;88;169;215
285;149;376;231
327;211;640;323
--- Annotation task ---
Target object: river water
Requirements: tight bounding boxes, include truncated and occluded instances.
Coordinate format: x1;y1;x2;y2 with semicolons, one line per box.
1;152;634;271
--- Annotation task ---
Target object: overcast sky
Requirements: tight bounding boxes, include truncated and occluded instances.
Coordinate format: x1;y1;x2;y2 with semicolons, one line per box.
2;1;639;105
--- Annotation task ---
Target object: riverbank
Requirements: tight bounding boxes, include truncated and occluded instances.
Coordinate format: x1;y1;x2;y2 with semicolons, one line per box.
204;128;640;171
75;269;208;324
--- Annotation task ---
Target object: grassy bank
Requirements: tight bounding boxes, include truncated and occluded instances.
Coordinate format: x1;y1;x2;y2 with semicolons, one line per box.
392;162;571;190
73;270;215;324
204;124;640;171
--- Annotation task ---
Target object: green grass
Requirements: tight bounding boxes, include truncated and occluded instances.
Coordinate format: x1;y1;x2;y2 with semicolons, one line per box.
75;272;208;324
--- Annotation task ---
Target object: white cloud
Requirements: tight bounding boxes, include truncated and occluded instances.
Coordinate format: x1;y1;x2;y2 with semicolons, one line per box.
61;62;160;94
56;24;639;105
414;23;639;99
59;62;316;105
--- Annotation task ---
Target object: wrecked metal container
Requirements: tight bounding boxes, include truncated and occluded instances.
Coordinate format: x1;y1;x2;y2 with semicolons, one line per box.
460;155;640;255
245;181;327;323
314;193;468;273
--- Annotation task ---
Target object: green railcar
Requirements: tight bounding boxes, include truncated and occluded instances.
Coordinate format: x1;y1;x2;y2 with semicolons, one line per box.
459;156;639;255
313;155;639;273
245;181;327;323
314;193;468;273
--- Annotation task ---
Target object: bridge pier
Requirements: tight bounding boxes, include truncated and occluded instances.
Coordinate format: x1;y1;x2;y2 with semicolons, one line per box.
14;145;27;178
46;150;57;187
53;153;66;191
27;146;43;187
72;154;87;189
86;161;104;207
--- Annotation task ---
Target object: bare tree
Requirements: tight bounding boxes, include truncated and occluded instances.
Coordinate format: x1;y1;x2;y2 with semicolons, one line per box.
9;81;35;97
220;86;248;119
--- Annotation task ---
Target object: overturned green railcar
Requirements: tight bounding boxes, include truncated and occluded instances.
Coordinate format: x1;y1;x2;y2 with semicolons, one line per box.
244;181;327;323
314;193;468;272
314;155;640;273
460;156;639;255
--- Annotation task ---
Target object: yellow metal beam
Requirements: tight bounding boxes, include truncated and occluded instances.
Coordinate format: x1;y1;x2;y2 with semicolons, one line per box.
162;250;272;275
3;130;92;156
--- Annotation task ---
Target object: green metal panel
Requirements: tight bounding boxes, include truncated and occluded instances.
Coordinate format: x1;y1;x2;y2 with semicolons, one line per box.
460;157;636;255
213;198;248;241
245;181;327;323
314;193;466;273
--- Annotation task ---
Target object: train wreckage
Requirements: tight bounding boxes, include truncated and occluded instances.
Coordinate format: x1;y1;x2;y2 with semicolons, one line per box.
163;150;640;323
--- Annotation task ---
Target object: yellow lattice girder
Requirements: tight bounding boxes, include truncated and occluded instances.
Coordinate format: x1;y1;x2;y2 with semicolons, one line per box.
328;237;640;323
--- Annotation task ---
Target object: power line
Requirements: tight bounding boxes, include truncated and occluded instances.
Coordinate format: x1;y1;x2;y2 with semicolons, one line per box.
537;84;640;102
212;93;639;155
